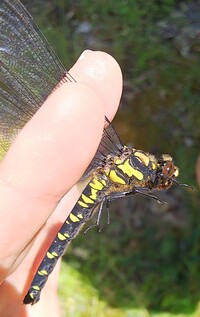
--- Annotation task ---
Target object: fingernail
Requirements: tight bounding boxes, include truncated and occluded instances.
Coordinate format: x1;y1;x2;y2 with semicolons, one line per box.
79;50;93;60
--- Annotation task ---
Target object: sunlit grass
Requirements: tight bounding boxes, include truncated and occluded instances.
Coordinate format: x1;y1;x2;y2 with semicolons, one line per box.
59;261;150;317
59;260;200;317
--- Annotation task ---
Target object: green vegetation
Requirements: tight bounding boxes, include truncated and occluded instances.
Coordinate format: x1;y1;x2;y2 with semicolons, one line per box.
30;0;200;316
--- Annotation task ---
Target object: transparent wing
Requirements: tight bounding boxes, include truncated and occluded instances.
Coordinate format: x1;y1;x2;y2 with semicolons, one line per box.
0;0;74;157
0;0;124;178
81;117;124;179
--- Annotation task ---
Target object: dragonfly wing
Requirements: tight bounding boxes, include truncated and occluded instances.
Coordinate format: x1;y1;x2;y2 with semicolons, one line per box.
0;0;68;106
81;117;124;179
0;0;73;157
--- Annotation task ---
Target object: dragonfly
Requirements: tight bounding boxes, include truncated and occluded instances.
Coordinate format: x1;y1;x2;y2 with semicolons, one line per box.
0;0;181;305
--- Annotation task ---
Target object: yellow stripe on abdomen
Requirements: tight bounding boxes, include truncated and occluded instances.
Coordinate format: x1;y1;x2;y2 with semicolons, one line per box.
69;213;81;222
81;193;94;204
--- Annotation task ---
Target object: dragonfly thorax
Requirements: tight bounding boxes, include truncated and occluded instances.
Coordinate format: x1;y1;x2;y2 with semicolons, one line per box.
102;148;156;186
101;149;179;193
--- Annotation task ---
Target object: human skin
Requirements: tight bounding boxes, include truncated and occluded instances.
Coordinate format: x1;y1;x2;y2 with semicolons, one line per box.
0;50;123;317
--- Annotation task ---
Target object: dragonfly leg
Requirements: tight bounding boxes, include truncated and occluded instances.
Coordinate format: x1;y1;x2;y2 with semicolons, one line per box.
84;198;106;234
126;188;167;204
105;198;110;225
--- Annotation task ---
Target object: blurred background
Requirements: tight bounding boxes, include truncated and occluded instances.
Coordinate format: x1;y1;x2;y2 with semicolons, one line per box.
23;1;200;316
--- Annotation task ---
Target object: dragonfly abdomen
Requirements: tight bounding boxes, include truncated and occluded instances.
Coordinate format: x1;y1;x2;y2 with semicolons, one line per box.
23;175;109;305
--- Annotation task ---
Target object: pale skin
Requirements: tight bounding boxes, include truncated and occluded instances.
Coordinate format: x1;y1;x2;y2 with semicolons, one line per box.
0;51;123;317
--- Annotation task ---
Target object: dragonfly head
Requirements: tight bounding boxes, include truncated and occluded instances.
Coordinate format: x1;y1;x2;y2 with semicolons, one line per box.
151;154;179;190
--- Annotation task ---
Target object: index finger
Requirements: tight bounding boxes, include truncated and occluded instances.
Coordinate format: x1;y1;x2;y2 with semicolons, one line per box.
0;51;123;274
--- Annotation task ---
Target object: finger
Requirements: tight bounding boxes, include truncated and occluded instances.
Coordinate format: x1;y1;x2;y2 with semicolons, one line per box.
0;82;104;271
70;50;123;120
0;51;122;273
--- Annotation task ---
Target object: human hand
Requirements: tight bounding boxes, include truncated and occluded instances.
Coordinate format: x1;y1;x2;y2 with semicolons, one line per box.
0;50;122;317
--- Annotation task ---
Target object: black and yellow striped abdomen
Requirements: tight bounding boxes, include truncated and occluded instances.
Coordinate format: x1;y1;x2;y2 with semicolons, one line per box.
23;175;109;305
